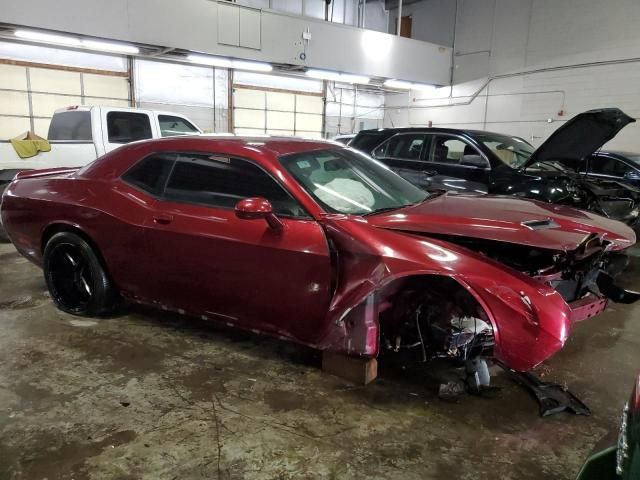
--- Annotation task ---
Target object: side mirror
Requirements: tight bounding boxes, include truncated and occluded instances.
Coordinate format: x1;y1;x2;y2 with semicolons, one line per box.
235;197;283;230
460;154;487;168
624;170;640;181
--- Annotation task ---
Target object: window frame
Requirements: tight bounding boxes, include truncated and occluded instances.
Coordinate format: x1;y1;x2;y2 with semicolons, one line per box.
120;150;312;220
106;111;153;145
588;154;635;178
157;114;200;137
425;133;491;170
372;132;431;164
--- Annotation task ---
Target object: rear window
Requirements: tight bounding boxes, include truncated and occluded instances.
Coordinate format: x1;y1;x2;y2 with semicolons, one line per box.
47;111;92;141
350;132;392;153
122;154;175;195
107;112;153;144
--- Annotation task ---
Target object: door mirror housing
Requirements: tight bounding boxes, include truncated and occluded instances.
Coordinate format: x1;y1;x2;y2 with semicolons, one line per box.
624;170;640;181
235;197;283;229
460;154;488;169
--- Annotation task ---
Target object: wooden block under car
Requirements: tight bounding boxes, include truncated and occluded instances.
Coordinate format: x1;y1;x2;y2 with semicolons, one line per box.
322;351;378;385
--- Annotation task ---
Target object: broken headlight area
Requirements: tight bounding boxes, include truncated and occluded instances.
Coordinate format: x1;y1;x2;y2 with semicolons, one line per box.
379;277;495;394
426;233;636;305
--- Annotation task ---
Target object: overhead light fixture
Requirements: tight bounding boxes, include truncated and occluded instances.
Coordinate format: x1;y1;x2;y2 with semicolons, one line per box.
187;54;272;72
384;79;437;93
14;29;80;46
305;69;370;85
231;59;272;72
81;39;139;54
187;54;233;68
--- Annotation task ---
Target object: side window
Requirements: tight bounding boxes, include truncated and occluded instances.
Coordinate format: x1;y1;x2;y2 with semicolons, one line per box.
428;136;487;167
158;115;199;137
373;134;427;160
164;154;308;218
121;154;175;195
591;157;631;177
107;112;153;144
429;137;466;164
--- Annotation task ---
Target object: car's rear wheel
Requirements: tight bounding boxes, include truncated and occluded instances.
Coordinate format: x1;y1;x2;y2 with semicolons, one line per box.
43;232;118;316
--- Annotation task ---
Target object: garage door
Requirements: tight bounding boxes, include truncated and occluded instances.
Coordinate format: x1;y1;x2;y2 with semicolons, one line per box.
0;61;129;140
233;86;324;138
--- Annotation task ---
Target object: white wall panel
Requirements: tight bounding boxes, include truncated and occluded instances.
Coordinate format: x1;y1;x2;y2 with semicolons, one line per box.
83;74;129;99
0;117;31;139
386;0;640;151
0;91;30;116
266;91;294;111
31;94;82;116
29;68;81;95
0;64;28;90
267;111;294;130
235;108;265;129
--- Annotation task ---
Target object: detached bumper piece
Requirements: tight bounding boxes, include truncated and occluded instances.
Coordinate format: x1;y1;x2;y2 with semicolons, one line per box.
506;369;591;417
569;294;608;323
597;272;640;304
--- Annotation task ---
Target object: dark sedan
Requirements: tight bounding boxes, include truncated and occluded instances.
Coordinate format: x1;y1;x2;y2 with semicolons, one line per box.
566;151;640;188
350;109;640;233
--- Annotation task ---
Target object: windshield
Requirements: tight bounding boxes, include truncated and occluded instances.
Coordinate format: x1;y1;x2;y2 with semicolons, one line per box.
473;133;568;172
473;133;535;168
279;148;429;215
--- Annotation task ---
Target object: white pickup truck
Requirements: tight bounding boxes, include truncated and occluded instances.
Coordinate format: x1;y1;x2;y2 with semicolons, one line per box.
0;105;202;240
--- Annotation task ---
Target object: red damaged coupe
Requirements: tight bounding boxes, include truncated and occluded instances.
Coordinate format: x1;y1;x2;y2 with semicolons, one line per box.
1;136;638;391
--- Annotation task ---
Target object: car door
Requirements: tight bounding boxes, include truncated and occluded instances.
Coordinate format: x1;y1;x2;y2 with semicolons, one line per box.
142;151;333;343
371;133;432;188
423;135;491;194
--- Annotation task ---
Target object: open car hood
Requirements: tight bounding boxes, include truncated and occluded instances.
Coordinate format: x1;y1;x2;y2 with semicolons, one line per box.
522;108;635;170
366;193;636;251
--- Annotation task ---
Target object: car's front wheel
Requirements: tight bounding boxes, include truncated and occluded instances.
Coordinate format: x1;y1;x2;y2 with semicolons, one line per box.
43;232;118;316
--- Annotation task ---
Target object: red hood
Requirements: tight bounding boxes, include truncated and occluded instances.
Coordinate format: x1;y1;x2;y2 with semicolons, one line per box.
366;193;636;251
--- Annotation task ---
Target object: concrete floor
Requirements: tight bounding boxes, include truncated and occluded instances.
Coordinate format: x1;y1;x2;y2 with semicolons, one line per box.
0;243;639;480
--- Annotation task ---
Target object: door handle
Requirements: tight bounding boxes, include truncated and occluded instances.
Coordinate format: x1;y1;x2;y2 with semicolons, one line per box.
153;214;174;225
422;170;437;177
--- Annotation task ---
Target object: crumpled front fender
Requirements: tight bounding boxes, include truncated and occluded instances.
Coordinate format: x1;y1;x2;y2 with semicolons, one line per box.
462;275;572;371
317;215;575;371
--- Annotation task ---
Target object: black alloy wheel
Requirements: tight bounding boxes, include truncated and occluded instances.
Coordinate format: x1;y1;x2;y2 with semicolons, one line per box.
43;232;117;316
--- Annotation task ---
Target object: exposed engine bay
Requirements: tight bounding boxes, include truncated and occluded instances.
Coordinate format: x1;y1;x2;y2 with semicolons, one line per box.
424;232;629;303
565;177;640;226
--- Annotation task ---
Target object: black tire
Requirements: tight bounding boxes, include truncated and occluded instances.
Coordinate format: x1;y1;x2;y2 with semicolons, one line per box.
43;232;118;316
0;183;10;243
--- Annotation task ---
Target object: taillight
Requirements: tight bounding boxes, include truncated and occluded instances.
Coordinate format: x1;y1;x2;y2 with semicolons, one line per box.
634;372;640;411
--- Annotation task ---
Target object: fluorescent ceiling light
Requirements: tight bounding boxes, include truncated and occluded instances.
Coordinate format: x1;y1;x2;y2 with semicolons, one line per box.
187;54;271;72
384;79;437;92
187;54;233;68
15;29;80;46
231;59;272;72
305;69;370;85
81;39;139;54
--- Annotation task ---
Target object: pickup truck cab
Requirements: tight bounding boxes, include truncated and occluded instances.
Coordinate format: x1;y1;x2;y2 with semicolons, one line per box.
0;105;201;240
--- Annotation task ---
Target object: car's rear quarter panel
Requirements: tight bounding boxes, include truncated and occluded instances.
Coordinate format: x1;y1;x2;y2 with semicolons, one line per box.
2;175;152;297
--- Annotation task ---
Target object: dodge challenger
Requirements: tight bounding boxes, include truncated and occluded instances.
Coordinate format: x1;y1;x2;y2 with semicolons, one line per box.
1;136;637;390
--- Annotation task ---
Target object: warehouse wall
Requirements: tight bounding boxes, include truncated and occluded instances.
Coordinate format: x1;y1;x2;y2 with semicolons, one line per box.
388;0;456;46
385;0;640;150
